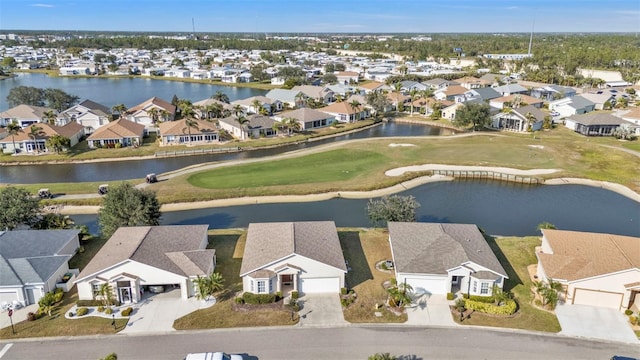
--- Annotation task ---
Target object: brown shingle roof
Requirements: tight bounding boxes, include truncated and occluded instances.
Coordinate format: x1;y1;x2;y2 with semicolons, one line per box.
539;229;640;281
86;119;145;140
127;97;176;115
388;222;507;277
240;221;347;276
280;108;334;122
360;81;385;90
319;102;363;115
0;104;56;119
0;123;83;142
158;118;218;136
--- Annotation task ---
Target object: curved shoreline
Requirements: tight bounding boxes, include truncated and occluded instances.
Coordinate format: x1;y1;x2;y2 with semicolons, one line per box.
59;170;640;215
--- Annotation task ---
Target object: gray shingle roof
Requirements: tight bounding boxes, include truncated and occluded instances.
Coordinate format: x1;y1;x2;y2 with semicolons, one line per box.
567;113;632;126
566;95;595;110
265;89;305;104
240;221;347;276
472;87;501;101
280;108;334;123
388;222;507;277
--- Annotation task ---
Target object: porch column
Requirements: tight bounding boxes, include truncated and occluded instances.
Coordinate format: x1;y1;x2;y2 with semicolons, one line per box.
293;273;298;291
276;276;282;293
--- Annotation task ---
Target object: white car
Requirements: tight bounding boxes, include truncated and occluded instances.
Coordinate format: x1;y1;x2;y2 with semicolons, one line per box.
185;352;244;360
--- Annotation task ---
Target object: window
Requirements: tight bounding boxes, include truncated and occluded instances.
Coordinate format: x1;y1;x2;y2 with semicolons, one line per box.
250;280;254;292
92;284;101;297
480;282;489;295
257;280;266;293
472;281;477;293
269;279;273;292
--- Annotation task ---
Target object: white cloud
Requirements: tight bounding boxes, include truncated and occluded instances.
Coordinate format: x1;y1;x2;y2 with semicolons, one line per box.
31;3;55;7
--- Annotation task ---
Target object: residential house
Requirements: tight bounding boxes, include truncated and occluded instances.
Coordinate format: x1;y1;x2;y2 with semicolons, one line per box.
441;102;465;121
59;99;112;134
0;229;80;306
192;98;233;120
231;96;282;115
240;222;347;295
75;225;215;304
264;89;308;109
0;122;84;154
464;87;502;102
318;101;367;123
86;119;145;148
530;85;577;101
536;229;640;311
489;94;544;110
422;78;451;91
580;92;617;110
158;118;219;145
218;114;278;140
275;108;335;130
335;71;360;84
0;104;56;128
388;222;508;296
491;105;545;132
434;85;469;103
292;85;335;104
126;97;176;128
478;73;510;87
619;107;640;126
548;96;595;118
565;113;637;136
386;92;410;110
493;83;529;97
399;81;428;93
453;76;490;89
359;81;390;94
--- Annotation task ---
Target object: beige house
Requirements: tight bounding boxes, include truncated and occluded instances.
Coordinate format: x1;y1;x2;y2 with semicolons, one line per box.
0;104;57;128
86;119;145;148
319;101;368;123
536;229;640;311
126;97;176;128
0;122;84;154
158;118;219;145
274;108;335;130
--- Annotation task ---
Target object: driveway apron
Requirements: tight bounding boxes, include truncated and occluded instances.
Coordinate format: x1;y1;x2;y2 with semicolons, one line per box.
298;294;346;327
406;294;457;326
555;303;638;344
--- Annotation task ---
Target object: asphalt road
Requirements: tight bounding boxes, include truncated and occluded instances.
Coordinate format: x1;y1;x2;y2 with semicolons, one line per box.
1;326;638;360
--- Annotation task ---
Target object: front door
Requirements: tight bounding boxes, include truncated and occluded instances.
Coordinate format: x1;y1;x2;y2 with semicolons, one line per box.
119;287;132;304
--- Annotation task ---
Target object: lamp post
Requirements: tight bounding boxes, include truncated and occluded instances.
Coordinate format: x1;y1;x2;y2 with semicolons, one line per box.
111;314;116;331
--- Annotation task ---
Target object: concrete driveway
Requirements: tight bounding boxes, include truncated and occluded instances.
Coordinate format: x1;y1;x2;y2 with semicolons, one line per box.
555;303;638;344
120;288;215;334
406;294;457;326
297;294;346;327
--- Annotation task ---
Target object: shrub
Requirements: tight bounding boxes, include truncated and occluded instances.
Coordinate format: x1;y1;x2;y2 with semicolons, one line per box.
466;295;495;303
234;296;244;304
291;291;299;300
76;307;88;316
624;309;633;316
68;312;74;317
275;291;283;300
55;287;63;294
77;300;121;307
121;307;133;317
341;287;347;295
243;292;276;304
464;299;517;315
97;306;105;312
630;316;638;326
446;293;454;301
27;312;38;321
54;291;64;303
105;307;113;315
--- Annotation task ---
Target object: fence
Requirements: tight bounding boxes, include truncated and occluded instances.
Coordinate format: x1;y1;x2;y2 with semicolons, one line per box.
155;146;241;158
430;169;544;185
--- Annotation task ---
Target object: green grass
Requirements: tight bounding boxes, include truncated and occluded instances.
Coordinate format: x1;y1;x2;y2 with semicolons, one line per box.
453;236;561;332
188;149;387;188
173;230;296;329
341;229;407;323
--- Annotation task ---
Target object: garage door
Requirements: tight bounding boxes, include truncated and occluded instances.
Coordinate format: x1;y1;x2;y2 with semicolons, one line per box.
405;277;447;295
573;288;623;309
300;278;340;294
0;291;19;304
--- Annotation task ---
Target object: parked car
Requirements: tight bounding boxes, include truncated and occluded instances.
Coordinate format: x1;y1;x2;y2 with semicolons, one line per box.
146;173;158;183
38;188;52;199
185;352;244;360
98;184;109;195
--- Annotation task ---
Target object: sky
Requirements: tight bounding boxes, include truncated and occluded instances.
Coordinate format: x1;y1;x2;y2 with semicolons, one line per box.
0;0;639;33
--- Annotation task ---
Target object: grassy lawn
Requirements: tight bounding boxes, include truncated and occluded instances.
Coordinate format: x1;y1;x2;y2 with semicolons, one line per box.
173;230;296;329
452;236;561;333
340;229;407;323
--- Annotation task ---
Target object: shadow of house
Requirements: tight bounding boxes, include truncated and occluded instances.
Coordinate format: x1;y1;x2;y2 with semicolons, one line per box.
483;234;522;293
339;231;373;288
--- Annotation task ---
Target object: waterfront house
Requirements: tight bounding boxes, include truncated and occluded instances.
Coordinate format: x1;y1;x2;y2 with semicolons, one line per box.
388;222;507;296
274;108;335;130
126;97;176;128
0;104;57;128
536;229;640;311
564;113;636;136
240;222;347;296
434;85;469;103
318;101;367;123
158;118;219;145
292;85;335;104
218;114;278;140
264;89;309;109
59;99;112;134
231;96;282;115
75;225;215;304
491;105;545;132
0;122;84;154
86;119;145;148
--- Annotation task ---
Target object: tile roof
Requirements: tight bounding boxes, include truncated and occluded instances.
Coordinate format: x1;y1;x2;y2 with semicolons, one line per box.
240;221;347;276
442;85;469;96
158;118;218;136
86;119;145;140
539;229;640;281
77;225;211;281
388;222;507;277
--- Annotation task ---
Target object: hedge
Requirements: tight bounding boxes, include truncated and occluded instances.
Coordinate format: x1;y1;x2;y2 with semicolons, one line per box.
242;293;276;304
77;300;121;307
121;307;133;316
464;298;517;315
76;307;89;316
462;294;496;303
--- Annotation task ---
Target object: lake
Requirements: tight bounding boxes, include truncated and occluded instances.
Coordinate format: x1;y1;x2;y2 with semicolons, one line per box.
0;72;266;109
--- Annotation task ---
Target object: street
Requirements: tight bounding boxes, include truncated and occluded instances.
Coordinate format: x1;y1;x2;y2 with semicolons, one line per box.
1;325;638;360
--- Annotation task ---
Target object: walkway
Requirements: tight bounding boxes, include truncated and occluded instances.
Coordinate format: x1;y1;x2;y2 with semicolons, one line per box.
406;294;457;326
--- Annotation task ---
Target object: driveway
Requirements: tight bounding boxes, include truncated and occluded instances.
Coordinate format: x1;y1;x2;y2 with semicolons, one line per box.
297;294;346;327
406;294;457;326
0;304;38;330
555;303;638;344
120;288;215;334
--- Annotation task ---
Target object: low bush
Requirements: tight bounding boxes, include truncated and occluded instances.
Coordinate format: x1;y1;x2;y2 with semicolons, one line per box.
275;291;283;300
27;312;38;321
446;293;454;301
291;291;299;300
76;307;88;316
624;309;633;316
243;292;276;304
121;307;133;317
465;294;495;303
105;307;113;315
97;306;105;312
234;296;244;304
630;316;638;326
341;287;347;295
54;291;64;303
68;312;74;317
77;300;121;307
54;287;63;294
464;298;517;315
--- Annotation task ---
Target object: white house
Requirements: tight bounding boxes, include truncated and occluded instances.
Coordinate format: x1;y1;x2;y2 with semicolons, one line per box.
388;222;508;297
75;225;215;304
0;104;56;128
491;105;545;133
548;96;595;118
59;99;112;134
218;114;278;140
0;122;84;154
536;229;640;311
126;97;176;128
0;230;80;307
239;222;347;295
274;108;335;130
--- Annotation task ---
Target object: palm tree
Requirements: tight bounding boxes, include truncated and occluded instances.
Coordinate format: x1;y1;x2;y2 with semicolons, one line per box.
236;115;249;140
6;121;23;154
179;103;198;145
98;283;115;307
409;88;418;115
111;104;127;120
386;279;413;308
194;273;225;301
158;109;169;123
525;112;536;132
42;110;57;125
147;107;160;126
348;100;361;123
393;83;403;112
212;91;230;104
232;104;244;117
251;99;263;114
28;125;44;154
